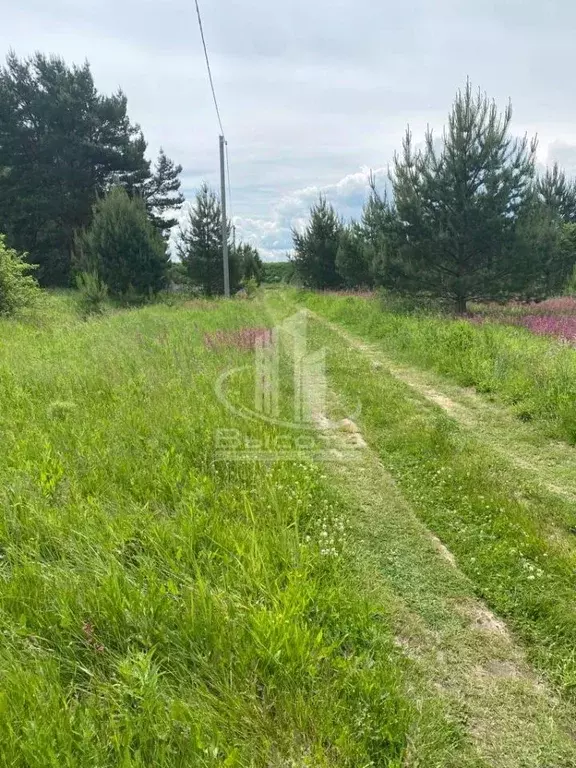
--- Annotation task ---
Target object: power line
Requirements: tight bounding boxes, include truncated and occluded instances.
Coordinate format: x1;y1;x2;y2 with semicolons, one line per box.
194;0;225;136
194;0;232;295
225;140;234;244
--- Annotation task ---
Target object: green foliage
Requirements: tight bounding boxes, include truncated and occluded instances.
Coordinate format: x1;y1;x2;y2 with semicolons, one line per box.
236;243;264;285
513;200;574;300
262;261;295;284
336;225;372;288
0;234;41;316
75;187;169;298
360;182;399;285
141;149;185;241
292;196;343;289
0;52;149;286
75;271;109;317
241;276;259;297
176;184;239;296
0;298;417;765
166;261;193;290
563;225;576;295
389;81;538;312
537;163;576;223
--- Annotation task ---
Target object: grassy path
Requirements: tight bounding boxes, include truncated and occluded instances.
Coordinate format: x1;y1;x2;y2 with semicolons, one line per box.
280;292;576;692
310;308;576;506
265;292;576;767
319;433;576;767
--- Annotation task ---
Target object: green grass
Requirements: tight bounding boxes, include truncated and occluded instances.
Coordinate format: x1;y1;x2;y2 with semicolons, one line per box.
293;290;576;443
287;290;576;697
0;293;431;766
263;294;576;767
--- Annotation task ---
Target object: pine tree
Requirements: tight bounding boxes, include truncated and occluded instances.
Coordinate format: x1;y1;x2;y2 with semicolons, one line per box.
176;184;238;296
537;163;576;223
75;187;169;297
236;243;264;284
389;82;538;312
142;149;185;240
335;179;400;289
292;196;343;289
336;225;371;287
512;196;571;299
0;52;149;286
360;181;399;285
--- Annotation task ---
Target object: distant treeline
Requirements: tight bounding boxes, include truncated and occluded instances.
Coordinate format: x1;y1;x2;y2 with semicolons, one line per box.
292;82;576;312
261;261;295;284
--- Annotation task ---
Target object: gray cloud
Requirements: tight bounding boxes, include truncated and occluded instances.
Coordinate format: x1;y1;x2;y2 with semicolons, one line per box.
2;1;576;260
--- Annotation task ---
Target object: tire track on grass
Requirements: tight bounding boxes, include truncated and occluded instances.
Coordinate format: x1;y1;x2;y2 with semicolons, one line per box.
309;309;576;506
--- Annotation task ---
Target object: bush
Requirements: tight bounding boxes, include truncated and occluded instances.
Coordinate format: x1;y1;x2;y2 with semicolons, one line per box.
241;277;259;298
262;261;295;284
75;187;169;298
75;271;108;317
0;234;41;316
235;243;264;285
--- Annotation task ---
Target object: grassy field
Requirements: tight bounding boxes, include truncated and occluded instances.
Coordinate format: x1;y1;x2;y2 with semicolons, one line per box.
0;294;426;767
3;289;576;766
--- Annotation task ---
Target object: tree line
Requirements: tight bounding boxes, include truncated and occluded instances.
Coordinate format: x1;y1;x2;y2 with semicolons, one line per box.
292;82;576;312
0;52;262;312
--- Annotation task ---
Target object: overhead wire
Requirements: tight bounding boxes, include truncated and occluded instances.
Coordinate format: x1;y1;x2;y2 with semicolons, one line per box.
194;0;225;137
194;0;234;245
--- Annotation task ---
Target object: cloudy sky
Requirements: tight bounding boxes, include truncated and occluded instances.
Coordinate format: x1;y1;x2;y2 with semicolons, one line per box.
2;1;576;259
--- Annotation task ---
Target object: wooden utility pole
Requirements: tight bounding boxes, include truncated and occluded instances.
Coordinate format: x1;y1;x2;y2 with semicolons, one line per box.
219;135;230;297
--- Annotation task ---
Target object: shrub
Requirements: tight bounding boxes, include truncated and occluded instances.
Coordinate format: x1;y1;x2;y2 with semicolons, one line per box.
0;234;41;316
75;271;108;317
241;277;259;298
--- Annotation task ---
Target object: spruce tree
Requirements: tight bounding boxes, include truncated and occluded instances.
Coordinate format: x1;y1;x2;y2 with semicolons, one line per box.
389;82;537;312
176;184;238;295
0;52;149;286
75;187;168;297
292;196;343;289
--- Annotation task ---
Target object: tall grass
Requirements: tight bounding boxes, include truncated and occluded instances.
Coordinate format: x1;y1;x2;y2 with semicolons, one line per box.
0;295;420;766
296;290;576;443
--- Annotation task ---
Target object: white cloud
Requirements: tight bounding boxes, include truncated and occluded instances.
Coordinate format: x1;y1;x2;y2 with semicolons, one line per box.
233;166;390;260
545;141;576;178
